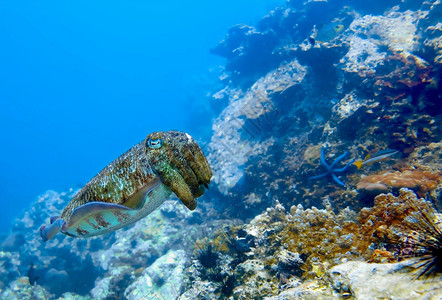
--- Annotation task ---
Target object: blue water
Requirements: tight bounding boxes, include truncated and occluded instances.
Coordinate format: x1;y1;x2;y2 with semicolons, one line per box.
0;1;284;233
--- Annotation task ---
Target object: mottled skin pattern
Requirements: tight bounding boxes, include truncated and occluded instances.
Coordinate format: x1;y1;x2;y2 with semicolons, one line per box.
61;131;212;219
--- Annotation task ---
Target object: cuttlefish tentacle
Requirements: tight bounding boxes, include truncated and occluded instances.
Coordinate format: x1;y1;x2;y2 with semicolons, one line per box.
182;146;209;186
192;185;206;199
157;166;196;210
178;147;210;199
169;153;200;189
39;131;212;241
189;143;212;183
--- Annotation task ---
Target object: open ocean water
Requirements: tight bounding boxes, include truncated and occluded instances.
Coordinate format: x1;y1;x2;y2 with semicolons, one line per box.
0;0;441;299
0;0;282;233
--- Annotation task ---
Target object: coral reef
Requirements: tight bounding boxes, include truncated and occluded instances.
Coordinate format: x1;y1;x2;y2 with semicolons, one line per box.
357;187;442;277
206;0;441;219
209;59;307;195
4;188;439;298
0;277;49;300
180;189;442;298
358;189;424;240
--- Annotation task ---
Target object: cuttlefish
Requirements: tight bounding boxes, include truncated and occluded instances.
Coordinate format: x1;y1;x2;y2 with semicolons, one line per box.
40;131;212;241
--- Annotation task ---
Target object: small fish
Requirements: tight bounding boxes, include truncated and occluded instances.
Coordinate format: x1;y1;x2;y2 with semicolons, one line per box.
315;22;345;43
354;149;399;170
27;262;39;285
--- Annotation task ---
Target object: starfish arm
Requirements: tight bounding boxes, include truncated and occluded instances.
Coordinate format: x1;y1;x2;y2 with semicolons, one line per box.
330;150;349;168
309;172;329;180
333;158;356;173
332;173;346;187
320;147;331;170
345;158;356;168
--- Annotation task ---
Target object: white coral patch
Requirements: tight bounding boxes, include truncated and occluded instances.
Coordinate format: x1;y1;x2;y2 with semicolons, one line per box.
341;10;425;75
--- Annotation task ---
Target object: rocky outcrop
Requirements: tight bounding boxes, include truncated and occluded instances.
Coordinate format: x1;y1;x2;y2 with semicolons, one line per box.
207;0;441;217
265;261;442;299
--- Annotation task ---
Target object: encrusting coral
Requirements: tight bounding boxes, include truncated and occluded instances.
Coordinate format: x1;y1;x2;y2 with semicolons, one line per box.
373;50;434;94
358;188;442;271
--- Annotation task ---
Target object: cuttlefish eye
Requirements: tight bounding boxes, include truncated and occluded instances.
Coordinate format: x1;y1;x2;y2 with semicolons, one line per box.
147;138;163;149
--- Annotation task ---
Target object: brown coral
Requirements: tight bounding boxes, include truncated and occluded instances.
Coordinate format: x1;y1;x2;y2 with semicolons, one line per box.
374;50;434;93
358;189;424;242
359;188;442;278
212;200;371;282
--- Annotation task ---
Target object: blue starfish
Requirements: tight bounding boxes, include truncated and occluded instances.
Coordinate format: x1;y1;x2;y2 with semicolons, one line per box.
309;147;355;187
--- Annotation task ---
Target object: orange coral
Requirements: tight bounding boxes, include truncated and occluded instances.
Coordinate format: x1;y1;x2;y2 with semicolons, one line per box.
357;169;441;197
368;249;396;263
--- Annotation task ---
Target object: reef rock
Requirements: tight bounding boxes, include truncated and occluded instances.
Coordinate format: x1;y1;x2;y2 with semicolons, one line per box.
206;0;442;220
209;59;306;195
0;276;48;300
183;189;442;298
124;250;186;299
265;261;442;299
341;9;424;76
326;261;442;299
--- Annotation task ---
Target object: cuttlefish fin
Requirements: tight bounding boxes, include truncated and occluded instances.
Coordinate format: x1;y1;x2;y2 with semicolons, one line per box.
39;179;163;241
61;202;138;238
40;218;65;242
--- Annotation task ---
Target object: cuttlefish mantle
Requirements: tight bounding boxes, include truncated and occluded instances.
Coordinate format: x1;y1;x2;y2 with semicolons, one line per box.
40;131;212;241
